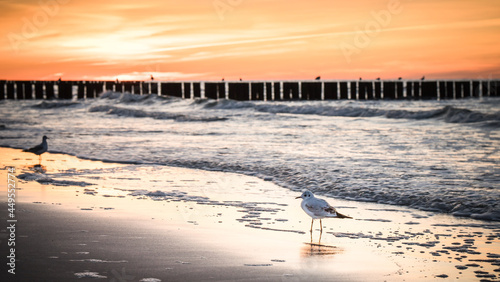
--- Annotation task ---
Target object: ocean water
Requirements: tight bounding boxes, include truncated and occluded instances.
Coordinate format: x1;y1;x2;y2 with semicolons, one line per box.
1;92;499;220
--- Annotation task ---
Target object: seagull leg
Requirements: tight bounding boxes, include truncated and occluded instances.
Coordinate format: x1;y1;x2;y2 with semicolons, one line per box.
310;219;314;233
320;219;323;233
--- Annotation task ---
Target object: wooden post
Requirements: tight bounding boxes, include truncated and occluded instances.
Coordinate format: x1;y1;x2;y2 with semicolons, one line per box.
24;82;33;99
382;81;395;99
301;82;321;100
183;82;191;99
133;81;141;94
324;82;338;100
274;82;282;100
163;82;183;97
481;80;490;97
373;81;382;99
282;82;291;100
438;81;447;100
58;81;73;99
265;82;273;101
412;81;421;99
339;82;348;99
251;82;264;100
204;82;219;99
77;82;85;99
192;83;201;98
86;82;96;99
149;82;158;94
123;82;132;93
105;81;114;91
35;82;44;99
396;81;403;99
45;82;54;99
283;82;299;100
490;80;499;97
160;82;167;96
359;82;373;99
0;80;4;100
115;82;122;92
420;81;437;99
6;82;15;99
444;81;452;99
454;82;464;99
16;81;24;99
462;81;471;98
97;82;104;97
141;82;149;94
350;81;357;99
228;82;249;100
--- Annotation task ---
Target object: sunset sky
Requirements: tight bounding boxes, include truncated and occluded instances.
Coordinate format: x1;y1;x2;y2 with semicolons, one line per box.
1;0;499;81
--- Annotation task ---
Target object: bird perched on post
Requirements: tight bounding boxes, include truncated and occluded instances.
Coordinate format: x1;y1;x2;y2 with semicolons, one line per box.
296;190;352;232
23;136;49;165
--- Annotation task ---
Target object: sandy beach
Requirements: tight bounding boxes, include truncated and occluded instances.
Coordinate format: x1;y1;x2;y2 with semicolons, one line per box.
1;147;499;281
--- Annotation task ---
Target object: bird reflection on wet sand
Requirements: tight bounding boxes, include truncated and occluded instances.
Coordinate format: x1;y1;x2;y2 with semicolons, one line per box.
301;231;344;257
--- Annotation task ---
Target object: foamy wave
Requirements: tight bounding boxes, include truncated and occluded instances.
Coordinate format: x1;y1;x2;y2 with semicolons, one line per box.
99;91;178;103
88;105;227;122
202;100;500;124
31;101;81;109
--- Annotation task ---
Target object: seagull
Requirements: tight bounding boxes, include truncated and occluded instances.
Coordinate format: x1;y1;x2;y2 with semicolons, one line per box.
23;135;49;164
296;190;352;232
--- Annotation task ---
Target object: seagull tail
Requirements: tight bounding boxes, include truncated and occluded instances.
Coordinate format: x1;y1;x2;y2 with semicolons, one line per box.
336;212;352;219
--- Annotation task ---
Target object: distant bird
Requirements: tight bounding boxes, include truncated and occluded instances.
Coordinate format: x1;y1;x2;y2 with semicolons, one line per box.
421;76;425;81
398;77;402;80
239;78;242;81
376;77;381;80
23;136;49;165
359;77;362;80
222;78;225;81
150;75;154;81
315;76;321;80
296;190;352;232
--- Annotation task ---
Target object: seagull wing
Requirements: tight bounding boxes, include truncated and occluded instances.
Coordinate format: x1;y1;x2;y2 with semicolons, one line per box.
24;143;43;153
305;198;337;217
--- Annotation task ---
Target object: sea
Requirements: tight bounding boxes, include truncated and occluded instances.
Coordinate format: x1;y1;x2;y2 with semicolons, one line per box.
1;91;499;220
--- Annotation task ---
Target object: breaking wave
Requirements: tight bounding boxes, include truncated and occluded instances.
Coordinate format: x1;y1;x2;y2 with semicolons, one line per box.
198;99;500;124
88;105;227;122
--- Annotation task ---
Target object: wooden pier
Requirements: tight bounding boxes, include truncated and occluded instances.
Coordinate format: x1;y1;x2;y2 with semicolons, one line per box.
0;80;498;101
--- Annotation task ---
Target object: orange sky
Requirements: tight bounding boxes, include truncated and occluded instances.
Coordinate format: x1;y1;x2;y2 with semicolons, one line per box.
1;0;499;81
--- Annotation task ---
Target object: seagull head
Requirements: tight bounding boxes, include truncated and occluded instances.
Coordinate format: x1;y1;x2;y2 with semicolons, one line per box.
295;190;314;199
42;136;49;141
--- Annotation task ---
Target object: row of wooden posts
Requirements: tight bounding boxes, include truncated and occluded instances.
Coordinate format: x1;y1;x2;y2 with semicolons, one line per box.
1;80;498;101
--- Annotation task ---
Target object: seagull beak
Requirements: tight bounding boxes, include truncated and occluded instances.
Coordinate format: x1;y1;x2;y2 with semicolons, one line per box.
295;196;301;199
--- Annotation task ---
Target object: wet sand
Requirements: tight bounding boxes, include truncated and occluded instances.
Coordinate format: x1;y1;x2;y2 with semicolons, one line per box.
1;147;499;281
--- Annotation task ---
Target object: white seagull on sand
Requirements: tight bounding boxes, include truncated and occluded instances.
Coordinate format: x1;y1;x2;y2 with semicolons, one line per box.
23;135;49;164
296;190;352;232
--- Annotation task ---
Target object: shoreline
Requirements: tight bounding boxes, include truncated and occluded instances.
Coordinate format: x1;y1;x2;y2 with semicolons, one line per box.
2;142;498;223
1;147;499;281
